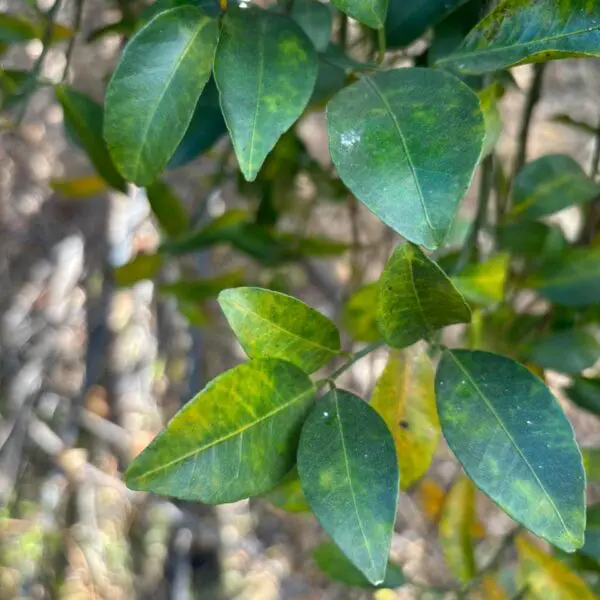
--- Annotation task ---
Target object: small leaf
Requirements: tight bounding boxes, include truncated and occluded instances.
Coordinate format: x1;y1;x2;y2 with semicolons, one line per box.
114;253;162;286
419;479;446;522
436;349;586;552
439;476;476;583
291;0;332;52
313;542;406;589
438;0;600;75
55;86;126;192
527;247;600;307
583;448;600;485
214;8;318;181
526;329;600;375
565;377;600;416
0;13;72;44
343;283;380;343
50;175;108;198
218;287;340;373
327;68;484;249
452;254;509;306
298;390;399;585
105;7;218;185
510;155;600;221
146;180;189;237
262;467;311;513
371;348;440;489
331;0;386;29
581;505;600;561
126;358;315;503
159;270;244;302
479;82;503;156
517;535;596;599
377;244;471;349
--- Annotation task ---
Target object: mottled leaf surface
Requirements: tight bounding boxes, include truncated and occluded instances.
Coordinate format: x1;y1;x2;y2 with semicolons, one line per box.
581;505;600;561
510;155;600;220
214;8;318;181
565;377;600;416
218;287;340;373
436;350;585;552
327;68;484;249
126;359;315;503
331;0;386;29
452;254;509;306
371;348;440;489
439;0;600;75
377;244;471;348
105;7;218;185
297;389;399;585
146;180;189;237
291;0;332;52
439;476;476;583
343;283;380;343
262;467;311;513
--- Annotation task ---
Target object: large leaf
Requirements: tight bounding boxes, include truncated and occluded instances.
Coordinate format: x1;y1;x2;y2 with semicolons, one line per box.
517;536;596;599
55;86;126;192
436;349;586;552
510;155;600;221
218;287;340;373
452;254;509;306
371;348;440;489
438;0;600;75
439;476;476;583
528;247;600;307
313;542;406;589
565;377;600;416
342;283;380;343
214;8;318;182
327;68;484;249
291;0;332;52
105;6;218;185
126;358;315;503
581;505;600;561
146;180;189;237
331;0;386;29
377;244;471;349
297;389;399;585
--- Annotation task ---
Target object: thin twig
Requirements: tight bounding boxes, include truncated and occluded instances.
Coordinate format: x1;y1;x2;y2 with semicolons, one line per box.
376;27;386;65
62;0;85;82
319;341;384;385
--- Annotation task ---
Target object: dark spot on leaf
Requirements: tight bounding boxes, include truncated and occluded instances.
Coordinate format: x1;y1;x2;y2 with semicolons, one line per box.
399;420;410;429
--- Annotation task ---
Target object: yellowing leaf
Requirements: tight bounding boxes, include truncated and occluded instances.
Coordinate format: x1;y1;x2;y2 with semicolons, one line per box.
471;576;508;600
419;479;446;522
50;175;108;198
343;283;380;343
114;253;162;287
371;348;440;489
452;254;509;306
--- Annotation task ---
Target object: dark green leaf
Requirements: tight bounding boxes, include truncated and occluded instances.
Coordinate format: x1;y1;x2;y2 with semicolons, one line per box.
343;283;380;343
126;358;315;503
55;86;126;192
581;505;600;561
105;7;218;185
146;180;189;237
565;377;600;416
452;254;509;306
313;542;406;589
479;82;503;156
114;253;162;286
527;247;600;307
262;467;311;513
499;221;567;259
142;0;220;23
291;0;332;52
327;68;484;249
214;8;318;182
297;389;399;584
438;0;600;75
436;349;586;552
510;155;600;221
377;244;471;349
218;287;340;373
0;13;72;44
331;0;386;29
159;270;244;302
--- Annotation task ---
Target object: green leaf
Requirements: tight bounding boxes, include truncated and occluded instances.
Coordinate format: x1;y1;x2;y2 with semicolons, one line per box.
499;221;567;259
313;542;406;589
327;68;484;249
510;155;600;221
581;505;600;561
291;0;332;52
377;244;471;349
50;175;108;198
0;13;72;44
517;535;596;599
126;358;315;503
297;389;399;585
214;8;318;182
262;467;311;513
438;0;600;75
565;377;600;416
526;329;600;375
527;247;600;307
105;7;218;185
146;180;189;237
343;283;380;343
142;0;220;23
218;287;340;373
436;349;586;552
371;348;440;489
439;476;476;583
452;254;509;306
479;82;503;156
158;270;244;302
331;0;386;29
114;253;162;286
582;448;600;485
55;86;126;192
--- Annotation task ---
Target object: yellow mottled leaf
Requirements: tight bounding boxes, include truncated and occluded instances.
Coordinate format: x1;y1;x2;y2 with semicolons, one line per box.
50;174;108;198
419;479;446;522
371;347;440;489
452;253;509;306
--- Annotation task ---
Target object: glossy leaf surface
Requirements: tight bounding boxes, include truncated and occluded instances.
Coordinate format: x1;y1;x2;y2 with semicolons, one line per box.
371;348;440;489
377;244;471;349
452;254;509;306
331;0;386;29
146;180;189;237
342;283;380;343
291;0;332;52
565;377;600;416
126;359;315;503
439;0;600;75
105;7;218;185
436;349;585;552
214;8;318;181
297;389;399;585
510;155;600;221
327;68;484;249
218;287;340;373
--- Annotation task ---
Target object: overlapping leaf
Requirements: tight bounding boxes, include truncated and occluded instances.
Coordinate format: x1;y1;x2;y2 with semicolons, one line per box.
146;180;189;237
452;254;509;306
581;505;600;561
291;0;332;52
565;377;600;416
331;0;386;29
262;467;311;513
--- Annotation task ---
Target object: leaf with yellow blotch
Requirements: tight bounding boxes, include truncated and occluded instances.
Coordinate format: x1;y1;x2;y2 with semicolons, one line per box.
371;348;440;489
452;254;509;306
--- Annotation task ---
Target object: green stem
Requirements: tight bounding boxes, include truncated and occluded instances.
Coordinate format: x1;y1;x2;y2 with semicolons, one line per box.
320;341;384;386
376;27;386;65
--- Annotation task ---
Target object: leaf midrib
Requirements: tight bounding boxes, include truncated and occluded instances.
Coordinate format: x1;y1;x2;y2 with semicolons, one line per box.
246;16;265;178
